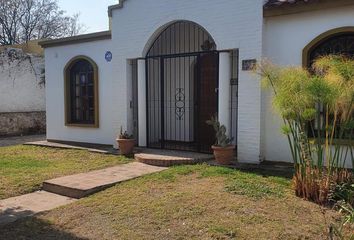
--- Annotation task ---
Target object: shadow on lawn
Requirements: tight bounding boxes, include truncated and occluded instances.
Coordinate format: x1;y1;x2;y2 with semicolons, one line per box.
209;161;294;179
0;215;87;240
239;167;294;179
0;207;36;226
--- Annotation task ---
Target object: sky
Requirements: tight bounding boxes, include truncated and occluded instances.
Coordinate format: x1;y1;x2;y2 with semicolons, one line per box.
57;0;118;33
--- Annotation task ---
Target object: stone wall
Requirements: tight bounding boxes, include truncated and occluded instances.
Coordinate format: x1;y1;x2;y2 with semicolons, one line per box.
0;111;46;136
0;40;43;55
0;48;45;112
0;48;46;136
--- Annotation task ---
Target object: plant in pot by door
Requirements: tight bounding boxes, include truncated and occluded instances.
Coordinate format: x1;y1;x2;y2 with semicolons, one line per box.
116;127;135;156
206;116;235;165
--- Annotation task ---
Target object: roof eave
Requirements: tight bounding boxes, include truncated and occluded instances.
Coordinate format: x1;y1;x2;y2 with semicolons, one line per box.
38;31;112;48
264;0;354;17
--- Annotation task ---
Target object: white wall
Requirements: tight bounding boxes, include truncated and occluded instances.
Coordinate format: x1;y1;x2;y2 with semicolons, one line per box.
45;0;264;163
111;0;264;163
263;5;354;168
0;48;45;112
45;39;116;145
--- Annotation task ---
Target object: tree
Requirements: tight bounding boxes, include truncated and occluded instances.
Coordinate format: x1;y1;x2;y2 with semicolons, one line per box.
0;0;84;45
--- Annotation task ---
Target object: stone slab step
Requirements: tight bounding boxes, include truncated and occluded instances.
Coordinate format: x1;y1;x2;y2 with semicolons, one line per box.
43;162;167;199
25;140;118;155
0;191;76;226
135;150;214;167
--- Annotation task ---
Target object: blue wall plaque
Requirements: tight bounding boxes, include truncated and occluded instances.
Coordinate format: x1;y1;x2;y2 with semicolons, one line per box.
105;51;112;62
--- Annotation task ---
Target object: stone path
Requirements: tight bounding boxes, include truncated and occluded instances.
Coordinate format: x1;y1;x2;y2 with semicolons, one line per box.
43;162;167;198
0;191;76;225
0;162;167;225
0;134;45;147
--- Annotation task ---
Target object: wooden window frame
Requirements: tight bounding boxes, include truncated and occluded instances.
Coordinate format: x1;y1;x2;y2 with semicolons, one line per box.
64;55;99;128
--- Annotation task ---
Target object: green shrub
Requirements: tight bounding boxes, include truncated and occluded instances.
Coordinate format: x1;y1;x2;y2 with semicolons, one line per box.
329;183;354;207
258;56;354;205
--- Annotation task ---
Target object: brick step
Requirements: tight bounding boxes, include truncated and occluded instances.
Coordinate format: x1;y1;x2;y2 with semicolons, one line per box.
42;181;109;199
134;151;214;167
42;162;166;199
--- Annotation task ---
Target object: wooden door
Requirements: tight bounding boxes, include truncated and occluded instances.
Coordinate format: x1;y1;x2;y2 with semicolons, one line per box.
195;52;219;152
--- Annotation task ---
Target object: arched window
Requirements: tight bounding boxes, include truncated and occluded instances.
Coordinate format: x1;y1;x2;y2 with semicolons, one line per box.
64;56;99;127
303;28;354;139
303;27;354;67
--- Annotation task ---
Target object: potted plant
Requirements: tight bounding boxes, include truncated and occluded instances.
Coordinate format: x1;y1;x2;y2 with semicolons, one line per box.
206;116;235;165
116;127;135;155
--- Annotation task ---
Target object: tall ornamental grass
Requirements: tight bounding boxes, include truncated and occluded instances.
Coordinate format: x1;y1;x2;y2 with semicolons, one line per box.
258;55;353;205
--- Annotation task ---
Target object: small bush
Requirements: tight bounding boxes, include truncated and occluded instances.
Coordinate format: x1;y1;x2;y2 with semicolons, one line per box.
293;166;352;206
329;183;354;207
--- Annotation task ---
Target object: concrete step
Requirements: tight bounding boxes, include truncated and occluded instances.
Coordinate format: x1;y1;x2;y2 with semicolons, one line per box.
135;150;214;167
42;182;94;199
42;162;167;199
0;191;76;226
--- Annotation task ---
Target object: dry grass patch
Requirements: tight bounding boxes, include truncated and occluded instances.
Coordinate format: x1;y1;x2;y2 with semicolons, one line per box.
0;145;130;199
1;165;351;240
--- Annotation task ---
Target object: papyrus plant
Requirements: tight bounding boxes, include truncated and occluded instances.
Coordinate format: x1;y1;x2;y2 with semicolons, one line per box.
258;56;353;205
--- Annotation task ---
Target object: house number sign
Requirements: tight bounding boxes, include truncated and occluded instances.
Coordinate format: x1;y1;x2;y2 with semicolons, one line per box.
242;59;257;71
105;51;113;62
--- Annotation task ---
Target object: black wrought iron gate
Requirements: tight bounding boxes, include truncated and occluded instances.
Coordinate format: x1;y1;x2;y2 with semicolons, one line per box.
146;51;219;153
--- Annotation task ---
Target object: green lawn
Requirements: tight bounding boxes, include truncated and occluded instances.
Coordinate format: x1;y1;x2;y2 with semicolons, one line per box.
0;145;130;199
1;164;352;240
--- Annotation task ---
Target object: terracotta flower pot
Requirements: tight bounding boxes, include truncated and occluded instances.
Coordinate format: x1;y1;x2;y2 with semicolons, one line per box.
211;145;235;165
116;139;135;155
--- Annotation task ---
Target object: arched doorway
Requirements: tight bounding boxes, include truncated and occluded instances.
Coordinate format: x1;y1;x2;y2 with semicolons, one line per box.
145;21;218;152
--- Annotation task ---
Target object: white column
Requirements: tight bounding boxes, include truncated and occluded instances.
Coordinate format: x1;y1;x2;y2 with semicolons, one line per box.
218;52;231;135
126;60;133;135
137;59;147;147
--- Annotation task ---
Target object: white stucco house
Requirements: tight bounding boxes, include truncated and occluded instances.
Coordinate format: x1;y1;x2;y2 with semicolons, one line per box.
39;0;354;167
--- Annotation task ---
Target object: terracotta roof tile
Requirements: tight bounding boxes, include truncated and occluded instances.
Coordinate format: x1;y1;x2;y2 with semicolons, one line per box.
264;0;314;9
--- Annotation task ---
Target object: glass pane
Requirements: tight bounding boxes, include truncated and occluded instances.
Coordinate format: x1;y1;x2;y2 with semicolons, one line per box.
89;110;95;121
75;85;80;97
88;73;94;84
82;97;88;110
88;86;94;97
81;86;87;96
75;74;80;85
80;73;87;84
88;97;94;109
